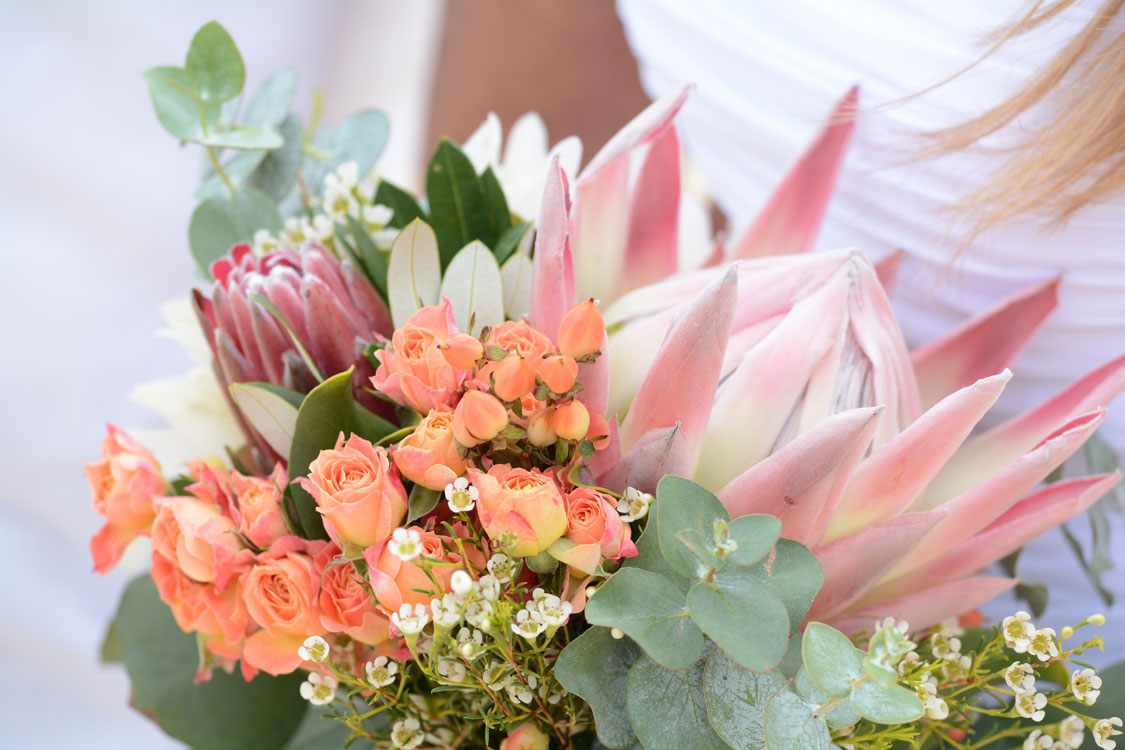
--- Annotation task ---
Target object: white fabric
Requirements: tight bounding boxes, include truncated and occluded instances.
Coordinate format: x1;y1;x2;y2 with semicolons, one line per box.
618;0;1125;658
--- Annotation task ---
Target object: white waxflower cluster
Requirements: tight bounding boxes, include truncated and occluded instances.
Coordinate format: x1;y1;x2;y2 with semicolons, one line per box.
297;635;330;663
617;487;652;523
511;587;573;641
916;677;949;720
1002;611;1058;660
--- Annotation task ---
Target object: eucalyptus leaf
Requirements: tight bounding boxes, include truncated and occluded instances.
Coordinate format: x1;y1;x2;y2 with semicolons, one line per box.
626;652;729;750
703;647;788;750
247;114;303;202
688;567;790;671
387;218;442;328
801;622;864;699
725;515;782;567
849;678;924;724
793;667;861;729
144;65;220;143
184;21;245;103
204;125;284;151
229;382;303;457
288;368;356;539
427;138;493;265
197;149;269;201
585;567;704;671
747;539;823;632
763;691;833;750
622;510;692;595
500;251;533;321
554;627;642;749
189;188;282;276
242;69;298;129
655;475;731;580
374;180;426;229
439;240;504;335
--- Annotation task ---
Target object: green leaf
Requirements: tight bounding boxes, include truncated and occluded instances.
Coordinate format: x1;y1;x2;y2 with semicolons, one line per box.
500;250;534;322
230;382;303;457
205;126;284;151
688;567;790;671
100;618;122;664
197;149;269;201
748;539;823;632
763;691;832;750
627;651;729;750
426;138;494;265
703;647;788;750
793;667;861;730
185;21;245;103
849;678;924;724
114;575;307;749
326;109;390;176
353;403;397;444
242;69;298;129
439;240;505;336
493;221;531;267
407;485;441;524
725;515;782;567
247;114;304;202
585;567;704;671
144;65;220;143
280;708;355;750
345;215;389;298
801;622;864;699
655;475;731;580
288;368;356;539
189;188;282;275
373;180;426;229
622;511;692;595
555;627;642;749
387;218;442;328
481;166;512;239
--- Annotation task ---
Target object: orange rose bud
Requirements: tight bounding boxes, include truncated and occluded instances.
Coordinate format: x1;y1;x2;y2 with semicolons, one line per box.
452;390;510;447
553;399;590;441
557;299;604;360
527;408;558;447
440;333;484;370
539;354;578;394
492;355;536;402
586;412;612;451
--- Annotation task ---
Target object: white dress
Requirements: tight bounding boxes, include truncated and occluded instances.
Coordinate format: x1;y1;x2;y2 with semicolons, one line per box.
618;0;1125;659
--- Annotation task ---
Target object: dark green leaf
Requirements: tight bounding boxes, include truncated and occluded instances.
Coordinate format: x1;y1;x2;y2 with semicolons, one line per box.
725;515;782;567
747;539;823;632
185;21;245;103
555;627;642;749
703;647;788;750
688;567;790;671
801;622;864;699
626;652;729;750
407;485;441;524
655;475;731;580
585;567;704;671
373;180;426;229
481;166;512;239
242;69;298;129
346;215;389;298
288;368;356;539
114;575;307;750
763;691;832;750
793;667;861;729
493;221;532;266
100;618;122;664
622;512;692;595
353;403;396;444
281;708;356;750
247;114;304;202
849;678;924;724
426;138;493;266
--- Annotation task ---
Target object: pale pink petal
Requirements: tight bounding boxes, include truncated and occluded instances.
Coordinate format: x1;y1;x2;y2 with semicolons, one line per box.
600;424;691;495
620;124;681;295
873;250;905;293
832;576;1017;634
578;84;690;184
571;154;630;304
528;157;574;338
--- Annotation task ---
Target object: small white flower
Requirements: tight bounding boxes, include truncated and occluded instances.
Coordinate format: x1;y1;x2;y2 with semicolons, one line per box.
363;203;395;229
365;656;398;687
916;681;949;720
1023;730;1053;750
1004;662;1036;692
390;717;425;750
1014;689;1048;722
280;216;308;246
1095;718;1123;750
486;553;513;584
322;181;359;220
388;527;422;562
1028;628;1059;661
897;649;921;676
327;161;359;191
310;214;335;242
547;684;567;705
252;229;279;255
1071;667;1102;705
356;176;377;203
436;658;467;684
297;635;330;663
431;594;463;629
299;672;337;706
465;600;494;631
445;477;478;513
1089;613;1107;626
450;570;473;596
481;660;511;690
372;226;400;250
506;673;538;704
534;593;572;627
456;627;485;659
1003;611;1036;653
474;574;501;602
875;617;910;637
1059;715;1085;749
618;487;652;522
391;602;430;635
512;609;547;640
930;630;962;659
939;653;972;683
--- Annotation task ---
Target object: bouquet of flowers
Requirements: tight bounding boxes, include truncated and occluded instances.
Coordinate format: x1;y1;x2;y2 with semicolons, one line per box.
91;22;1124;750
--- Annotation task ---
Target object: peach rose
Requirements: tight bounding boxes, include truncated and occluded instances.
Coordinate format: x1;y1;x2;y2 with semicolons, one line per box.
314;543;393;647
550;488;638;574
467;465;568;558
86;425;166;574
393;407;466;491
231;464;288;548
487;320;554;361
370;301;467;413
151;551;248;646
150;492;253;592
241;536;329;675
363;527;462;613
299;433;407;549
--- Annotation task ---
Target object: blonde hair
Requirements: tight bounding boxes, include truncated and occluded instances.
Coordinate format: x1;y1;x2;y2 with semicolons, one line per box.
915;0;1125;237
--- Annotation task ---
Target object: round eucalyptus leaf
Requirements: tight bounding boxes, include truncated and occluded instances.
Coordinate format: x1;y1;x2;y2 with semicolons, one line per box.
626;652;729;750
747;539;823;632
654;475;730;580
849;679;924;724
554;627;642;749
703;648;788;750
763;691;833;750
801;622;864;699
185;21;245;103
724;514;781;567
687;568;789;671
794;667;861;730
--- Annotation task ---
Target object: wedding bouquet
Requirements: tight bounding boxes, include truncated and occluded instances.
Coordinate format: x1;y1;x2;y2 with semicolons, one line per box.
90;22;1124;750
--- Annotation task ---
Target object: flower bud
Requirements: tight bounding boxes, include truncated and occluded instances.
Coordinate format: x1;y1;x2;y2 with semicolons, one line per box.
492;355;536;402
586;412;612;451
557;299;604;360
553;400;590;441
453;390;510;447
499;721;549;750
527;408;558;447
440;333;484;370
538;355;578;394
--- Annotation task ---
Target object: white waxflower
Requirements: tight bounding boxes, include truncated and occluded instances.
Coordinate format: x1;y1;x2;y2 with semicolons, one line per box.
326;161;359;191
1059;715;1086;749
1003;612;1036;653
373;226;400;250
252;229;279;255
356;176;377;203
1027;628;1059;661
390;717;425;750
1095;718;1123;750
1089;613;1107;626
547;684;567;705
280;216;309;246
1071;667;1102;705
456;627;486;659
445;477;479;513
930;630;962;659
1004;662;1036;692
436;658;467;684
1014;689;1048;722
474;575;501;602
618;487;652;522
512;609;547;640
391;603;430;635
897;649;921;676
322;180;359;220
449;569;473;596
486;553;513;584
388;528;423;562
363;203;395;230
1023;730;1054;750
308;214;335;242
939;653;972;683
431;594;463;629
297;635;330;663
481;660;511;691
534;593;572;627
875;617;910;637
505;674;539;705
364;656;399;688
916;681;949;720
465;600;495;631
299;672;337;706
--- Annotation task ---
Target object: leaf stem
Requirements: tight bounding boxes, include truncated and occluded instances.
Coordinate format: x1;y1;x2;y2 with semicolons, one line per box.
206;146;236;193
